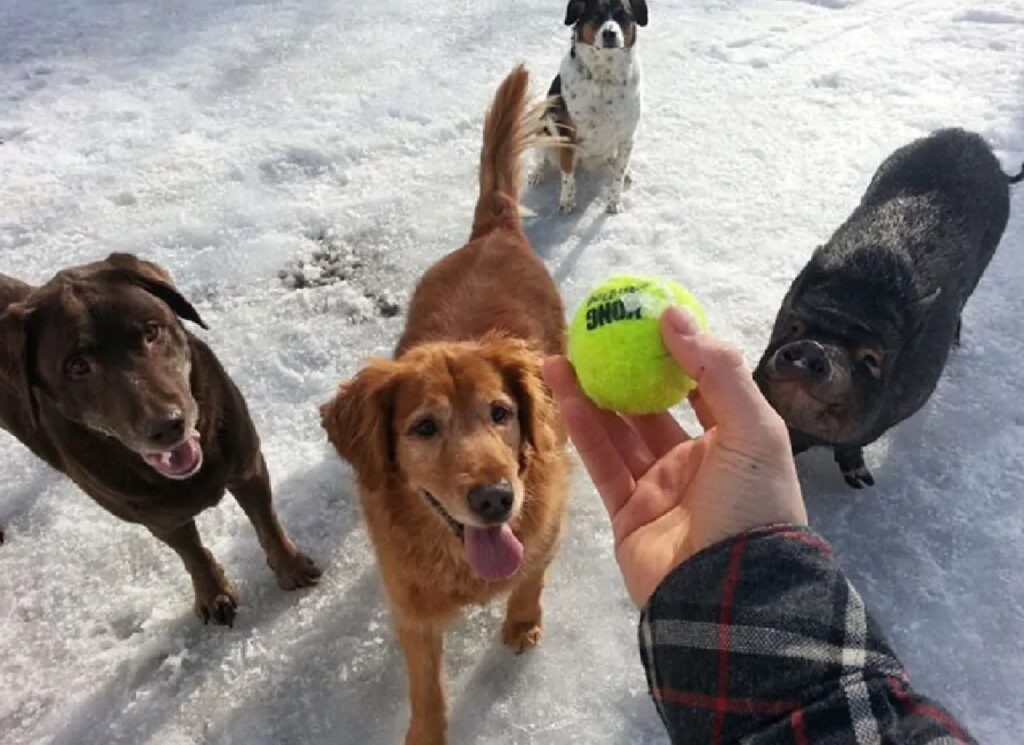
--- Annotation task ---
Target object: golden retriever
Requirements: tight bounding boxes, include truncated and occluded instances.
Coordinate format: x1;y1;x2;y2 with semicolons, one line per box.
320;66;569;745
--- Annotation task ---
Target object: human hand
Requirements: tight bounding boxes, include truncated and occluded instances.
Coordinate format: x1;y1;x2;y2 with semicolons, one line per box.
543;306;807;608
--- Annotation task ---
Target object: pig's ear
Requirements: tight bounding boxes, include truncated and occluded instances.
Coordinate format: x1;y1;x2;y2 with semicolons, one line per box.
909;287;941;331
781;260;818;311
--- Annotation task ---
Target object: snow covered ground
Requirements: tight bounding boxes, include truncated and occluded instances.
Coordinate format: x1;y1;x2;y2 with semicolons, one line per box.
1;0;1022;742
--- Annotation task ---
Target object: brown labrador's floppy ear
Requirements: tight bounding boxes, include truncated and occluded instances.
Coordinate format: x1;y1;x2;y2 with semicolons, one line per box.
482;335;560;471
319;358;401;491
103;253;208;329
0;303;39;429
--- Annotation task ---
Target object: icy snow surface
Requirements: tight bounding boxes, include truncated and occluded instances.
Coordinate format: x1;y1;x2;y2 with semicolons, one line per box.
1;1;1022;743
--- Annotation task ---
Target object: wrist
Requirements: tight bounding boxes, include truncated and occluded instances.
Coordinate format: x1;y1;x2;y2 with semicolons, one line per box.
642;523;825;614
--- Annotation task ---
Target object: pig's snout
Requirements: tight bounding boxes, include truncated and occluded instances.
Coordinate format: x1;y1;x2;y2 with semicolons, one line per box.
774;341;832;384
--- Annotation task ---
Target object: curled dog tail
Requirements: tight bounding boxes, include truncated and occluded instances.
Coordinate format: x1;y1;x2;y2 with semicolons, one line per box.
1009;161;1024;185
470;65;558;240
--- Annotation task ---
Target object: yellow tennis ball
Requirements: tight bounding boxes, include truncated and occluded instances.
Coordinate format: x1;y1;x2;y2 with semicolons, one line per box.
567;274;708;414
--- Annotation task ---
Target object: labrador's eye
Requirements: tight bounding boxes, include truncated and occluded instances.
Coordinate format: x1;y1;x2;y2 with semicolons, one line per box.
856;349;884;379
144;322;162;343
65;355;92;380
789;319;807;337
491;403;513;425
411;418;438;438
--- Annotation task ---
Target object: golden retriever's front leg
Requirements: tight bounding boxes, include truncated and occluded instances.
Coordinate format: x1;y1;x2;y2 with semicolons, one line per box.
396;620;446;745
502;569;545;652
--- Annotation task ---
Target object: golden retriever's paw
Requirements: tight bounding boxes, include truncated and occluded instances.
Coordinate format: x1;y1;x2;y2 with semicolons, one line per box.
271;550;322;590
502;618;543;653
194;581;239;627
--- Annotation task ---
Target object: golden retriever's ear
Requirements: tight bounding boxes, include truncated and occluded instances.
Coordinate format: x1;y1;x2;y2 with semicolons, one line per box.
0;303;39;429
319;359;401;491
483;336;561;470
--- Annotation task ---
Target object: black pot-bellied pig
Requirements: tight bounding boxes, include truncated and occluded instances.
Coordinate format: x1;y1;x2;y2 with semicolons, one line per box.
755;128;1023;488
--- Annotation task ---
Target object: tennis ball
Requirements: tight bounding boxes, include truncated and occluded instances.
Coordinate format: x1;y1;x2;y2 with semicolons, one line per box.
567;274;708;414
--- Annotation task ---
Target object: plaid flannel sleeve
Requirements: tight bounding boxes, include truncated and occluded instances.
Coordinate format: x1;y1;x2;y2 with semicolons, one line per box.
638;525;976;745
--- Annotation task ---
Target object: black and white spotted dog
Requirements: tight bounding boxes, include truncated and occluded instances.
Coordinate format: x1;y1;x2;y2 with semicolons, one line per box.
533;0;647;214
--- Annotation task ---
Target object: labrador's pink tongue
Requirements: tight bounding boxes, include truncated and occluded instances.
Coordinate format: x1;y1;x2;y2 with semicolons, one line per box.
463;523;523;581
146;451;174;471
167;438;200;472
143;431;201;476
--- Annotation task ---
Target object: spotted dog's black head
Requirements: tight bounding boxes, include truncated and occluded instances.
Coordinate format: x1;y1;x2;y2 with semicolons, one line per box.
564;0;648;50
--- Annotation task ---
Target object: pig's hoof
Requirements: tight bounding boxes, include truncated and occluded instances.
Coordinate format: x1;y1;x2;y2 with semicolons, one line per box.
835;447;873;489
841;463;875;489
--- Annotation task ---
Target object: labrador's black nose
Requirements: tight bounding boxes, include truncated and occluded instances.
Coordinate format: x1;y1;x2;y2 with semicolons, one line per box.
146;412;185;448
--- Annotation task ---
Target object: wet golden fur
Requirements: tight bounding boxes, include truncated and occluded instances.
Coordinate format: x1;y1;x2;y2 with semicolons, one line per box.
320;65;569;745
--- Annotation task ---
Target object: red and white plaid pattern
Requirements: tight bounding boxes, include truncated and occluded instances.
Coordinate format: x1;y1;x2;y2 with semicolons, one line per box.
639;525;976;744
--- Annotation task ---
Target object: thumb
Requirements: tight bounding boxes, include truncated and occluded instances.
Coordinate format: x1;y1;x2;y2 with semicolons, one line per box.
659;307;784;442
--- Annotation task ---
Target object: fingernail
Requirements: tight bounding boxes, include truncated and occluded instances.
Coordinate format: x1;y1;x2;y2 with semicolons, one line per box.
664;306;699;336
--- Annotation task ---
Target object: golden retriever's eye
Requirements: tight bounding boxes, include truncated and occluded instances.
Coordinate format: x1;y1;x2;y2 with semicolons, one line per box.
491;403;513;425
410;417;438;438
65;355;92;380
144;322;162;343
856;349;884;379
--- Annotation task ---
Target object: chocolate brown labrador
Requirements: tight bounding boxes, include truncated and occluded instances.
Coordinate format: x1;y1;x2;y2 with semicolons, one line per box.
0;253;320;625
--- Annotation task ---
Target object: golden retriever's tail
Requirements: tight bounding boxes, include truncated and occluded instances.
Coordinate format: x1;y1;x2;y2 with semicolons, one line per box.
470;65;558;240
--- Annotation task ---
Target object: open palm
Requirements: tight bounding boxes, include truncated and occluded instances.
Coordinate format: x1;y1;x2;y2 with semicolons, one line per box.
543;307;807;608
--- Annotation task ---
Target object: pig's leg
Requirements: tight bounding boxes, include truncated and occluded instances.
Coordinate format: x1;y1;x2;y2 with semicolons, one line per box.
834;445;874;489
789;429;815;456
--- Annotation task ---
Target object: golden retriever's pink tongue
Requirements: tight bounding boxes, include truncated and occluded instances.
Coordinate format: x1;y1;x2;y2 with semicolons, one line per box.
463;523;523;581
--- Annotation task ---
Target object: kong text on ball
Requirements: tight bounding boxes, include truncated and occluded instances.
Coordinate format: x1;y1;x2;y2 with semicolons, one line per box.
567;275;708;413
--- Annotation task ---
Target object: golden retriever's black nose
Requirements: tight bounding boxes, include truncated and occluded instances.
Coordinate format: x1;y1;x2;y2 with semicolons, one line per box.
467;483;514;523
146;413;186;447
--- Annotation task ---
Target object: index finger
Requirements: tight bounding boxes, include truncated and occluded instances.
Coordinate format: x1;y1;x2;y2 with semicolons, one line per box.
542;356;636;517
687;389;715;431
660;308;783;442
624;412;690;459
